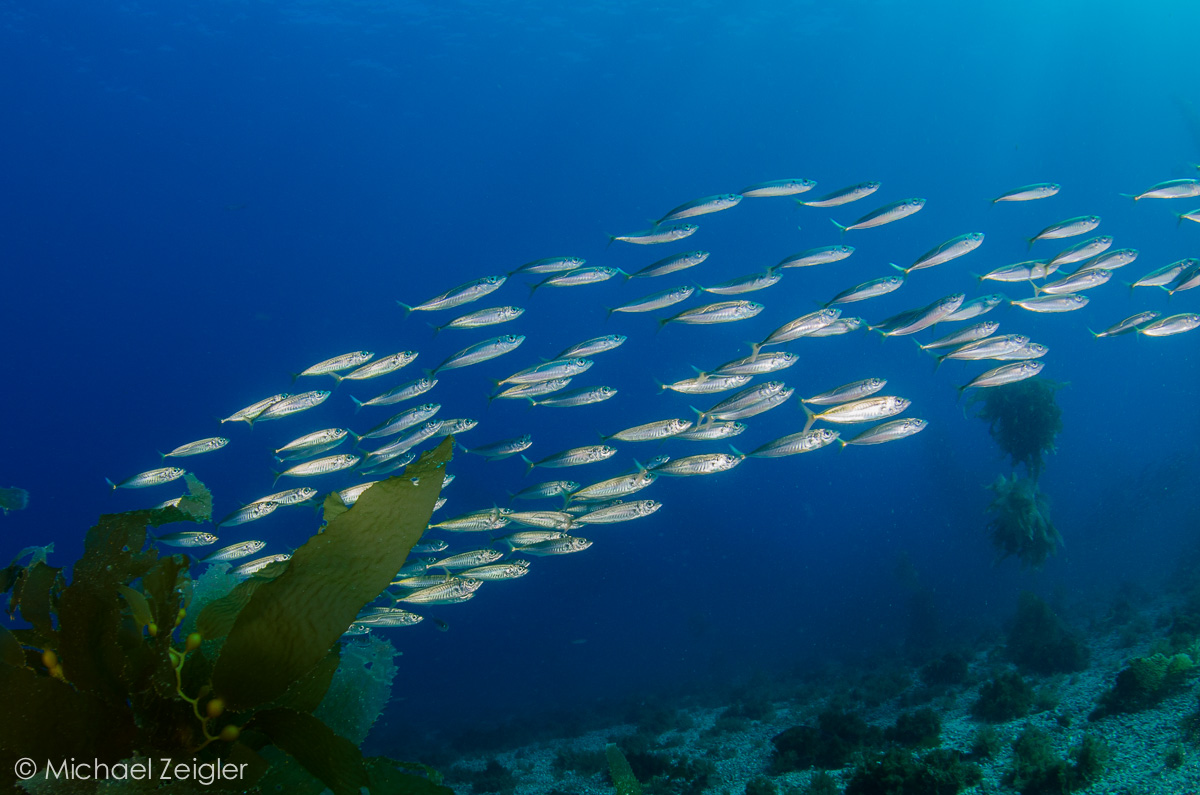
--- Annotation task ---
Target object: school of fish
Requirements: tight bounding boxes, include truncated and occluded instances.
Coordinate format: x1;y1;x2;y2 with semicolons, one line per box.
109;175;1200;635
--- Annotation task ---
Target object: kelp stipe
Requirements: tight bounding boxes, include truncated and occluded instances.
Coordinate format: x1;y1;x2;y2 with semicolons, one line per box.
0;439;455;794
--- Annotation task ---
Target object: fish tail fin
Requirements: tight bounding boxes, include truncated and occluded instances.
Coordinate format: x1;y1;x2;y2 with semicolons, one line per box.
1119;192;1137;202
289;372;301;384
156;450;166;462
728;444;745;459
655;318;669;335
1025;237;1035;250
955;384;967;403
525;398;538;410
520;455;535;476
605;233;616;249
350;395;364;413
396;301;415;317
889;262;908;275
615;268;630;279
271;471;282;487
688;405;708;425
604;307;615;321
329;373;344;387
747;341;763;361
694;280;708;293
105;477;118;491
632;458;646;472
1177;212;1186;228
932;353;946;374
428;322;442;338
830;218;848;237
528;282;540;298
801;402;816;433
838;438;849;450
1086;327;1100;339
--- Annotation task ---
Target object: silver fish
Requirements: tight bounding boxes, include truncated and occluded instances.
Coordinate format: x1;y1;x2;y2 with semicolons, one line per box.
803;396;910;430
354;608;424;627
202;540;267;563
531;266;622;294
396;577;483;604
992;183;1060;203
530;386;617;408
274;454;360;483
500;357;593;386
431;509;510;533
937;334;1030;364
1011;294;1089;313
398;275;507;315
841;418;928;447
1138;313;1200;337
255;391;331;423
872;294;965;337
700;268;783;295
570;471;657;503
250;487;318;506
711;351;798;377
432;549;505;571
753;308;841;355
807;317;865;337
1048;236;1112;268
742;428;840;458
460;560;532;580
991;342;1048;361
711;388;794;421
825;274;904;306
294;351;374;380
357;452;416;478
660;300;763;328
431;418;479;437
796;181;880;207
958;361;1045;395
351;377;437;410
433;334;525;374
673;422;746;441
506;511;577;531
275;428;353;456
411;540;450;554
942;294;1005;322
360;405;441;441
246;549;300;582
1130;178;1200;201
220;393;288;425
514;536;593;556
659;373;752;394
218;501;279;528
905;232;984;273
601;418;692;443
107;467;186;490
1074;248;1138;273
365;421;443;459
702;381;789;418
608;286;694;317
1178;208;1200;225
653;453;743;477
608;224;699;246
555;334;627;358
576;500;662;525
802;378;887;406
657;194;742;224
491;378;573;403
979;260;1058;283
1089;311;1161;338
1039;269;1111;295
522;445;618;473
740;178;816;197
462;434;533;460
628;250;710;279
1130;260;1191;289
154;531;218;548
509;481;580;501
777;245;855;268
832;198;925;233
432;306;524;335
343;351;420;381
1028;215;1100;245
499;530;568;548
161;437;228;459
509;256;586;276
336;481;379;506
639;455;672;470
918;322;999;351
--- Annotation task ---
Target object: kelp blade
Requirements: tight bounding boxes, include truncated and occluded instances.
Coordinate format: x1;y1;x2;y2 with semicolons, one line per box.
211;438;452;711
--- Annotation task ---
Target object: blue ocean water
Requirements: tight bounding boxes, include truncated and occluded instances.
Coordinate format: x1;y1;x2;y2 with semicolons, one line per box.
2;0;1199;765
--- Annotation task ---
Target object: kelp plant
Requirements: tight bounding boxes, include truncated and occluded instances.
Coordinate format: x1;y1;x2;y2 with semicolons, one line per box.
985;474;1063;570
0;438;455;794
969;378;1063;480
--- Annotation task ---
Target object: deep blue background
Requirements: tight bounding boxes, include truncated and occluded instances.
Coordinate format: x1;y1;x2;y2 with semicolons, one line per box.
3;0;1199;754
